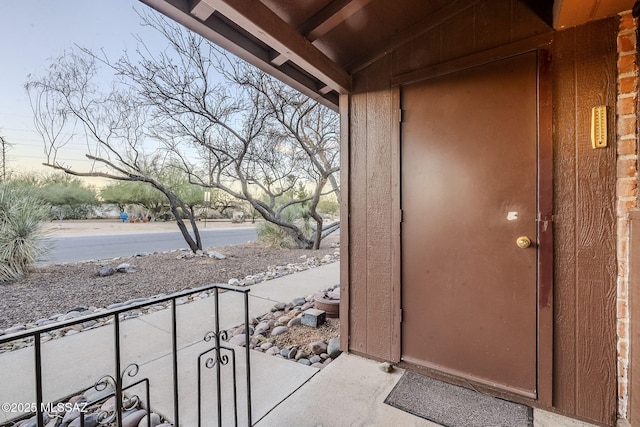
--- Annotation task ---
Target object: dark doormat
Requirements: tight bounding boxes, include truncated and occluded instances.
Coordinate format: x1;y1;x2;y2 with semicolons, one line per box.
384;371;533;427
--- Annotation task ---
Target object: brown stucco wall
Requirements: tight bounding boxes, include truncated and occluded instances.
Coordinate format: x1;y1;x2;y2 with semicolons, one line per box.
343;2;619;425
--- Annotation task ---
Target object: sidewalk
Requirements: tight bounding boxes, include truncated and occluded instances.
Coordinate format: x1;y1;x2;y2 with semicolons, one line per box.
3;261;428;427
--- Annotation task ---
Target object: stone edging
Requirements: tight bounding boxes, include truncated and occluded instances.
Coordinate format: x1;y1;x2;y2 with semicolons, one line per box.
0;249;340;353
225;285;342;369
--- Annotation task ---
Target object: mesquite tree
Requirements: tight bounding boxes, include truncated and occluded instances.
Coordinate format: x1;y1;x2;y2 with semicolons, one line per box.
26;52;203;252
122;12;340;249
26;9;339;250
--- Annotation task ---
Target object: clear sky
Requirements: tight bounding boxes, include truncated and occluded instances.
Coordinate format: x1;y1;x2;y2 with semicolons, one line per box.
0;0;166;183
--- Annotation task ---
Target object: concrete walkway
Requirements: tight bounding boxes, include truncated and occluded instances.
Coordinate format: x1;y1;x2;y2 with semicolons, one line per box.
2;261;406;427
0;261;597;427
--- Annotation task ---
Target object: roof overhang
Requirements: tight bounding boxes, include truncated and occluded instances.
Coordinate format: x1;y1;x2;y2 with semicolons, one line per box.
553;0;636;29
139;0;636;110
139;0;349;110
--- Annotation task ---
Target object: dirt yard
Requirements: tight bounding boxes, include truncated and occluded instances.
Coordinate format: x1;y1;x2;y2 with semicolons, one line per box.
1;220;340;330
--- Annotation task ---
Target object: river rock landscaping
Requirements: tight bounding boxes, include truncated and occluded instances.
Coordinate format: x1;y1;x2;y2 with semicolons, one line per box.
0;238;339;347
224;284;341;368
10;384;170;427
1;238;340;427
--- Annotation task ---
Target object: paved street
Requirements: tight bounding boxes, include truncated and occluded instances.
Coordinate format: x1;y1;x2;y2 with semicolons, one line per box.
39;221;257;264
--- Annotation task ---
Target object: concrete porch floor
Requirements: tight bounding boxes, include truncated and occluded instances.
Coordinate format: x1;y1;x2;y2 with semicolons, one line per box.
0;261;599;427
255;352;599;427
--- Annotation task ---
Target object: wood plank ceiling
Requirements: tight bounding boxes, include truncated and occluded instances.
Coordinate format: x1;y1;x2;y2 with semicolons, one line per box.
139;0;635;110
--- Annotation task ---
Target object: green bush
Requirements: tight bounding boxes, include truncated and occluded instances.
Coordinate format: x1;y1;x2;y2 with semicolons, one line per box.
317;199;339;215
12;174;99;220
0;185;51;283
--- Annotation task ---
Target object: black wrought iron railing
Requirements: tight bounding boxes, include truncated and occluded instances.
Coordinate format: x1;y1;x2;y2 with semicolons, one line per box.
0;283;252;427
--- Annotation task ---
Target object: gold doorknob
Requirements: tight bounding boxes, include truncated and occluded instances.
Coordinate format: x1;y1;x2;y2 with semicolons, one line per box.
516;236;532;249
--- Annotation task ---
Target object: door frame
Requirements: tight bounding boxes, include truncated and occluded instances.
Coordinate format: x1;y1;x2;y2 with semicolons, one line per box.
391;37;554;405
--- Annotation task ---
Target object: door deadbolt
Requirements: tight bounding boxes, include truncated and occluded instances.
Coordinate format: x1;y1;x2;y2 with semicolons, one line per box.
516;236;532;249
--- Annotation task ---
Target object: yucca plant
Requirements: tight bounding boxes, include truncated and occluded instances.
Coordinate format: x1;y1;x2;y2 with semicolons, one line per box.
0;184;51;283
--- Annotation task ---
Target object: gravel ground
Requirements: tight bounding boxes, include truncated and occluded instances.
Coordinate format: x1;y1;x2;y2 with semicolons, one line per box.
0;236;339;330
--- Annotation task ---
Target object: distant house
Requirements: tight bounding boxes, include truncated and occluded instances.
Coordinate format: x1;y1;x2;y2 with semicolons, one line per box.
140;1;640;425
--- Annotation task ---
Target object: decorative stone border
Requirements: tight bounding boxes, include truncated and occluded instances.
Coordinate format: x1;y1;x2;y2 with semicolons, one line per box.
224;285;342;369
0;250;340;353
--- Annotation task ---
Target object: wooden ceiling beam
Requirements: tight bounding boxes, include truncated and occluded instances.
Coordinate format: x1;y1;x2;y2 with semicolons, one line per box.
270;53;289;66
190;0;216;20
139;0;340;110
298;0;354;37
347;0;482;73
299;0;374;41
319;84;334;95
199;0;352;93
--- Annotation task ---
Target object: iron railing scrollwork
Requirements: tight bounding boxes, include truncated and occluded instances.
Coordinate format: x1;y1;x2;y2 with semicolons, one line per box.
0;283;253;427
88;363;149;426
198;285;252;427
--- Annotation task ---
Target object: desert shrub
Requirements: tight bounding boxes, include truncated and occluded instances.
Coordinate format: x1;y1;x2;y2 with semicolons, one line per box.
256;205;312;249
13;174;99;220
257;220;297;249
0;184;51;283
317;199;339;216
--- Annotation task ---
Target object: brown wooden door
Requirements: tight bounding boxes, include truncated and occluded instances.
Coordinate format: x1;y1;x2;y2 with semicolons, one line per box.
401;52;539;397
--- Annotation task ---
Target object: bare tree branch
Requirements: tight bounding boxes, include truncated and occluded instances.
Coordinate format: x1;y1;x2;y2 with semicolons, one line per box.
26;9;340;249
